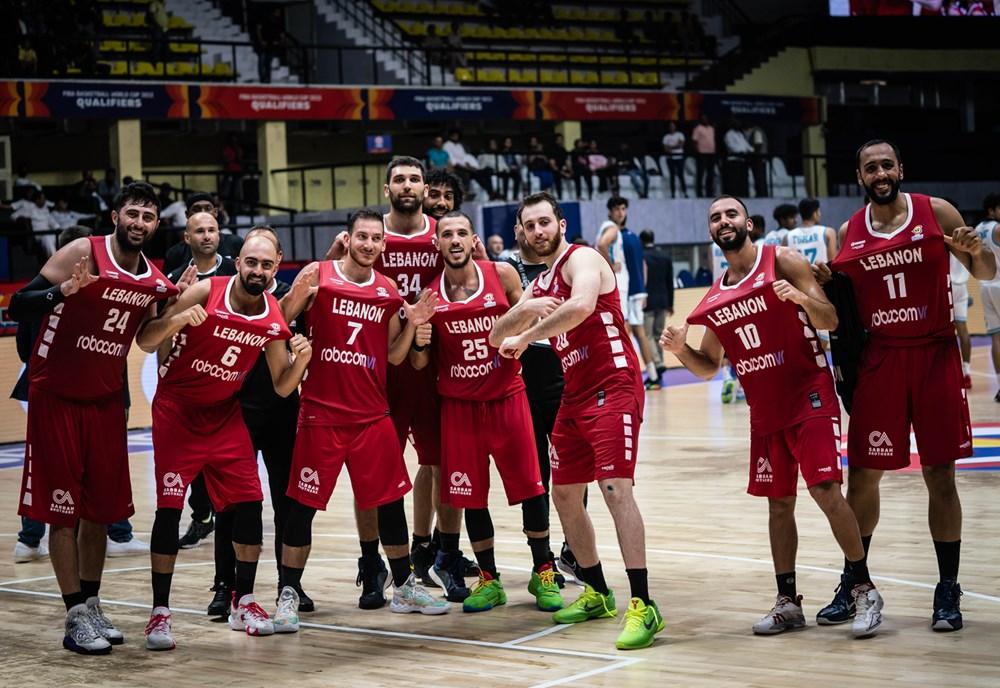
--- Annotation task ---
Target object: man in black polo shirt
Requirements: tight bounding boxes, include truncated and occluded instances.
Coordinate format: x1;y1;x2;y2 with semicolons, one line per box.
640;229;674;382
162;193;243;275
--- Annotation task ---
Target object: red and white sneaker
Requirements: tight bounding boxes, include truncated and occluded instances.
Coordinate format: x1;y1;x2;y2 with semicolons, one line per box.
228;593;275;636
962;374;972;389
145;606;175;651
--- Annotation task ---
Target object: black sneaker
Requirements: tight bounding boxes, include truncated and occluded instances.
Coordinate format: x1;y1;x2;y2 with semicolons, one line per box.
932;580;963;631
296;585;315;613
994;389;1000;403
178;516;214;549
460;554;480;578
816;573;857;625
556;542;583;584
428;550;470;602
207;580;231;617
411;541;439;587
356;554;388;610
548;553;566;589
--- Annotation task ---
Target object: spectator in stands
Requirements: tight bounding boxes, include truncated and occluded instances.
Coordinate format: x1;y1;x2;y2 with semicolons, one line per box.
163;192;243;274
617;142;648;199
745;123;769;197
423;168;464;220
12;189;59;256
570;138;593;200
445;21;467;70
500;136;522;200
427;134;450;170
255;7;285;83
691;114;716;197
18;40;38;76
97;167;120;209
157;181;176;211
221;133;245;213
13;163;41;193
443;128;497;199
614;7;636;49
50;197;94;229
589;140;618;195
486;234;511;261
146;0;169;65
476;138;501;189
527;141;553;193
211;192;231;226
723;118;753;196
662;121;687;198
423;24;446;66
547;134;572;200
122;175;135;186
640;229;673;381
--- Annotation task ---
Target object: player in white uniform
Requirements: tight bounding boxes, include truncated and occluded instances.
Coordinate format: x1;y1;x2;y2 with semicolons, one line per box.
974;193;1000;401
949;253;972;388
763;203;798;246
785;199;837;265
596;206;629;313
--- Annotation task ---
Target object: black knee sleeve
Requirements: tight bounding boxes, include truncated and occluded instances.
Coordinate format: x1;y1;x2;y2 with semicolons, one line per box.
464;508;494;544
232;501;263;546
377;498;408;547
520;494;549;533
283;500;316;548
151;508;182;556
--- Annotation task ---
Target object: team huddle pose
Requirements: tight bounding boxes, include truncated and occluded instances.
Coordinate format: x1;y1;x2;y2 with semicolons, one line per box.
10;140;992;658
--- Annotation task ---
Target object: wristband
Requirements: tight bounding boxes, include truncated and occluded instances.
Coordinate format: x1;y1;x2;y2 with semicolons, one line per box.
411;342;428;352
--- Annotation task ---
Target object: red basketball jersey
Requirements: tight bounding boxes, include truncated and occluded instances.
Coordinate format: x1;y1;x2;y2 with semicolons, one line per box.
299;261;404;425
157;276;290;405
30;234;177;400
531;244;644;417
377;213;440;303
428;260;524;401
832;193;953;342
688;245;838;434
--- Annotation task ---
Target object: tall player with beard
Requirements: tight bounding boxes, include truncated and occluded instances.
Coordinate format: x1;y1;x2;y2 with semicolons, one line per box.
814;140;995;632
11;182;177;654
410;211;563;613
136;235;311;650
490;192;663;651
662;196;885;638
279;209;449;625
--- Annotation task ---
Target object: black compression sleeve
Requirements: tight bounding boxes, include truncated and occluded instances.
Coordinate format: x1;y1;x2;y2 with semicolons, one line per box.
8;274;64;322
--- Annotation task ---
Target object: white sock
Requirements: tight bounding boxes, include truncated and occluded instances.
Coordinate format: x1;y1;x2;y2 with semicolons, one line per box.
646;362;657;380
962;362;971;375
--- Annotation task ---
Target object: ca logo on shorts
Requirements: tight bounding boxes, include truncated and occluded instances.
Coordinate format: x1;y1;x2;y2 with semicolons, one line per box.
162;473;184;488
756;457;773;483
450;472;472;488
300;467;320;485
868;431;893;457
52;489;74;506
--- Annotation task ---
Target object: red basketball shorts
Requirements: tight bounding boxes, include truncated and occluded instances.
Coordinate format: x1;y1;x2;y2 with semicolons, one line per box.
18;387;132;527
748;414;843;498
152;394;263;511
550;396;642;485
439;392;544;509
288;416;411;511
847;338;972;470
388;362;442;466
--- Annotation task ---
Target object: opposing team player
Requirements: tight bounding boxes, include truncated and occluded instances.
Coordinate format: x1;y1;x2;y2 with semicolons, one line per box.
411;211;563;612
491;192;663;650
815;140;995;631
423;168;464;221
662;196;884;638
785;198;837;265
136;235;310;650
973;192;1000;400
278;208;448;625
11;182;176;654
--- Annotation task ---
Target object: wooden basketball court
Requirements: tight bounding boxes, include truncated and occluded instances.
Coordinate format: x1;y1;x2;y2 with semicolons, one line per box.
1;344;998;687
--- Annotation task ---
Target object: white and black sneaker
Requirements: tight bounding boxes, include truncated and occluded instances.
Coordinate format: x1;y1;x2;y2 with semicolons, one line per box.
752;594;806;635
64;603;112;655
85;597;123;645
851;583;884;638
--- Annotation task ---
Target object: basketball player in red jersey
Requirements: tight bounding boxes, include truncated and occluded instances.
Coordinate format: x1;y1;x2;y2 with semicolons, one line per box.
136;235;311;650
278;209;449;621
410;211;563;613
11;182;177;655
662;196;884;638
813;140;995;632
490;192;662;650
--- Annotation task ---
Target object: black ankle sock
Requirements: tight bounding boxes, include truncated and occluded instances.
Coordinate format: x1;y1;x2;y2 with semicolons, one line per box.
80;578;100;600
579;562;609;596
845;534;873;572
360;539;380;558
282;565;304;590
626;568;650;603
933;540;961;581
845;557;872;586
62;591;87;610
411;533;432;550
527;536;551;570
234;559;258;601
440;531;460;553
152;571;173;608
474;547;498;578
432;527;441;548
776;571;796;599
388;556;412;587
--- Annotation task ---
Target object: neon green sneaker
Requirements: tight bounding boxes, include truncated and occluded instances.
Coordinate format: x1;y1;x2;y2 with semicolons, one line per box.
552;585;616;624
721;378;735;403
462;573;506;613
528;565;564;612
615;598;665;650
